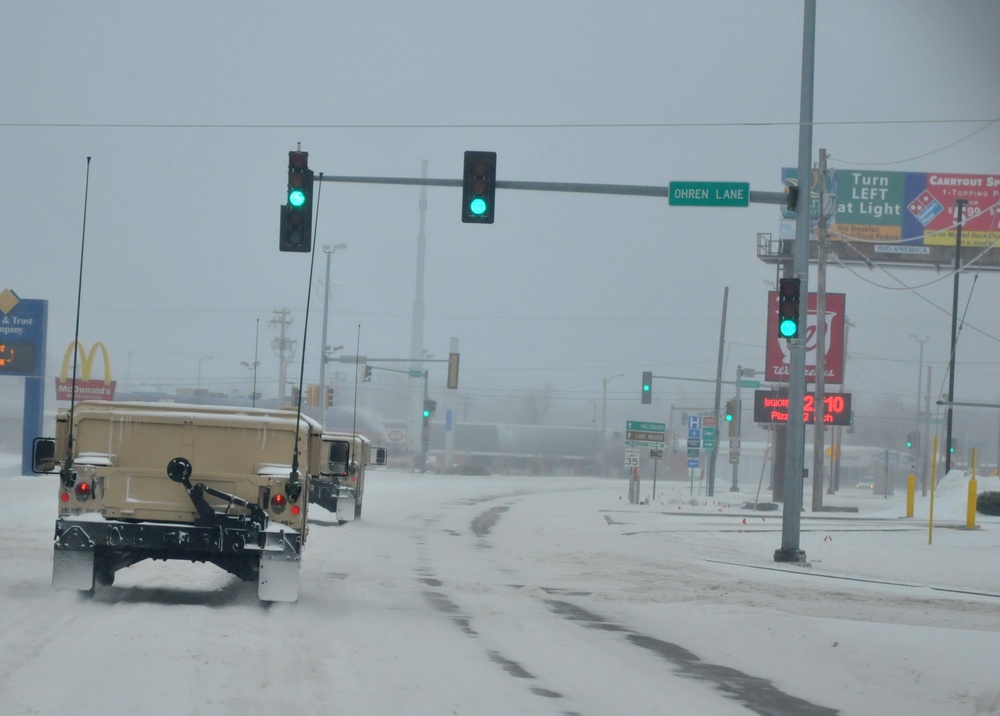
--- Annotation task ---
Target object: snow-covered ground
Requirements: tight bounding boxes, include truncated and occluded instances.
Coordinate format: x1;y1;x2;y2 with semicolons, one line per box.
1;460;998;716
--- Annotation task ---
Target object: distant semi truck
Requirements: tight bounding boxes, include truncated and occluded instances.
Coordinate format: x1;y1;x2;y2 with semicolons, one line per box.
33;401;323;602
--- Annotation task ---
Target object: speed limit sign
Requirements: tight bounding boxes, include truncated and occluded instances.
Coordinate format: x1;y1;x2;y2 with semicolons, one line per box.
625;447;640;468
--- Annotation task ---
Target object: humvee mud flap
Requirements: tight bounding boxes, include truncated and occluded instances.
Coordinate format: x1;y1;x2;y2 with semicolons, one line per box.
336;487;356;524
250;526;302;603
53;546;96;591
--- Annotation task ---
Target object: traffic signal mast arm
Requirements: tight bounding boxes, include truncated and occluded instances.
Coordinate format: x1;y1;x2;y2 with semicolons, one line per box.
315;174;790;204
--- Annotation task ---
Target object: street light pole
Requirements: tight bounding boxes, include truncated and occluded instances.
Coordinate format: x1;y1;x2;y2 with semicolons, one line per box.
320;243;347;426
910;334;929;478
602;373;624;476
197;356;213;393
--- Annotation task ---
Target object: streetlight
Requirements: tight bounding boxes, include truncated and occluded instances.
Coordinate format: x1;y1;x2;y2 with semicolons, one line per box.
602;373;624;476
241;360;261;406
320;243;348;426
197;356;213;393
910;334;930;492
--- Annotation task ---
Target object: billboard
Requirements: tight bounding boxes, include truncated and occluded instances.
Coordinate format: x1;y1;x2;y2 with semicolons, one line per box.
765;291;846;384
780;168;1000;248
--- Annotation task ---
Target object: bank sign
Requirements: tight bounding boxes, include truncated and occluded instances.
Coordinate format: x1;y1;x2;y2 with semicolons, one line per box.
780;168;1000;248
0;290;46;378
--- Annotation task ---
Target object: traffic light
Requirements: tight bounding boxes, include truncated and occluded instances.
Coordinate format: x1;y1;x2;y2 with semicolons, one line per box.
363;365;372;382
422;397;437;423
462;151;497;224
777;277;801;339
641;371;652;404
906;432;920;450
786;183;799;213
325;386;334;408
725;398;740;436
280;150;315;252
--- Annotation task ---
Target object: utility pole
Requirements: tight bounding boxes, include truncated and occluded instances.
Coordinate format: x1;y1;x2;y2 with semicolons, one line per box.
811;147;829;512
320;243;347;426
945;199;967;474
707;286;728;496
409;160;429;464
269;308;295;407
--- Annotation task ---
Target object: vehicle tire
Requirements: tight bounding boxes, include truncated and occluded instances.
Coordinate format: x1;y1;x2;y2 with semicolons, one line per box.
95;565;116;586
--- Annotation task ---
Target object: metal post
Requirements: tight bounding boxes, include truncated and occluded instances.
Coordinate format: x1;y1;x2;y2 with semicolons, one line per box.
776;0;815;564
707;286;728;496
945;199;967;474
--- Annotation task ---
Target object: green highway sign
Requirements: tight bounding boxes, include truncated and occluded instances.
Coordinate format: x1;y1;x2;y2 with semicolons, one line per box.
739;379;761;389
669;181;750;207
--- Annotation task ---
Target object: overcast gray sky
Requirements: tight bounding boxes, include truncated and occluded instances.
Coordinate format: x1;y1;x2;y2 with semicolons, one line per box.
2;1;998;440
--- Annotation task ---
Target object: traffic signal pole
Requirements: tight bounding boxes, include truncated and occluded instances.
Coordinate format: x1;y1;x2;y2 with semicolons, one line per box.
775;0;816;565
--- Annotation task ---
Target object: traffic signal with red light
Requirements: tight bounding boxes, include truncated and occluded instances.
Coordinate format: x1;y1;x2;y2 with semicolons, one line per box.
462;151;497;224
777;277;801;339
641;371;652;404
280;150;315;252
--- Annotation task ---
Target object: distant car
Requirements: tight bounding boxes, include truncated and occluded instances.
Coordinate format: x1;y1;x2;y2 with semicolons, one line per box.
855;479;875;490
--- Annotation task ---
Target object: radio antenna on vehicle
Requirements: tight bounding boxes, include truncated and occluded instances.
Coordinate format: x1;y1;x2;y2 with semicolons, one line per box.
288;170;324;498
62;157;93;487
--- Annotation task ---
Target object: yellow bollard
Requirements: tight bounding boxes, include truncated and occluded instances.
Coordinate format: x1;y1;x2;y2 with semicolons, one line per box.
966;448;978;530
906;474;916;518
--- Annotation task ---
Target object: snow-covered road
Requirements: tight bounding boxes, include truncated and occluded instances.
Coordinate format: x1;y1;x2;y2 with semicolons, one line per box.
2;470;999;715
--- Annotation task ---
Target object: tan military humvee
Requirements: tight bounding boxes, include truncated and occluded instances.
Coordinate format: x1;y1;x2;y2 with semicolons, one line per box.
310;431;387;523
34;401;323;602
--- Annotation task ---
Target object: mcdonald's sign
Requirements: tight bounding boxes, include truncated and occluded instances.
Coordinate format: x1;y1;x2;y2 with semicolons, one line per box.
55;341;116;401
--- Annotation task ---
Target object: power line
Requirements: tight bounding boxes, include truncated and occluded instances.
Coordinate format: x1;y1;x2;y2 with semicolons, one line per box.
0;118;995;130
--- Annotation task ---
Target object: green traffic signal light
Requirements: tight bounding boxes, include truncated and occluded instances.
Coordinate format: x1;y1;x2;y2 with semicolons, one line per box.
462;151;497;224
423;408;431;418
469;197;488;216
288;189;306;207
725;412;733;422
778;318;798;338
776;277;801;339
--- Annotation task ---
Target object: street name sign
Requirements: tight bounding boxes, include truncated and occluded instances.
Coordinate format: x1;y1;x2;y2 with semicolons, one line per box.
669;181;750;208
626;420;666;448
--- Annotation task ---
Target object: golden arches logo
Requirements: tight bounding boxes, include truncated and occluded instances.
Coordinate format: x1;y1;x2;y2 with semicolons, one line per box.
60;341;113;383
55;341;116;401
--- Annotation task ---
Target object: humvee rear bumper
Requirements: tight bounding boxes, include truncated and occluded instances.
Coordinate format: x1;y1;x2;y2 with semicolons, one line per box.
53;516;302;600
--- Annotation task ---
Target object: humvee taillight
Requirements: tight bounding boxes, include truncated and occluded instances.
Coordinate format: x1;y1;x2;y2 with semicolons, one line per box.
60;492;70;503
270;493;287;514
290;505;300;516
74;482;91;501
